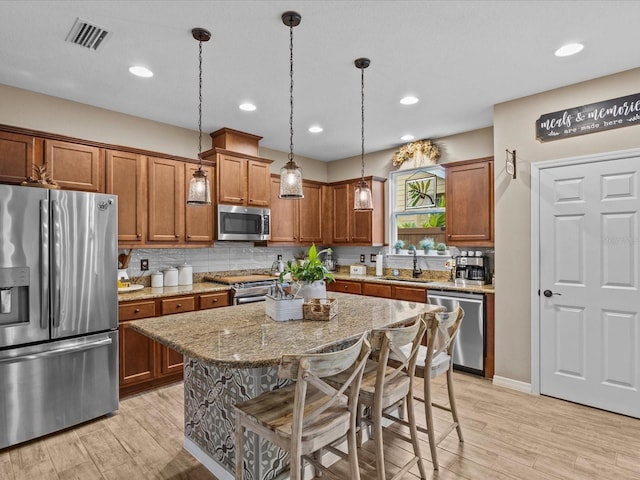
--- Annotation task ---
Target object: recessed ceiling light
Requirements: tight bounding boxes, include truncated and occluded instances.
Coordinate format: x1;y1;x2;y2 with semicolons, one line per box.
308;125;323;133
400;96;419;105
128;65;153;78
400;134;415;141
239;103;256;111
555;43;584;57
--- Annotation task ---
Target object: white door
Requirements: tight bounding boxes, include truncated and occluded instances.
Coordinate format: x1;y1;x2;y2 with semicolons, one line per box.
539;154;640;418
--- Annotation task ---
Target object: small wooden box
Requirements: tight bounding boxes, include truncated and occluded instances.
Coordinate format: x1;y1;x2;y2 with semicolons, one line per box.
210;127;262;156
303;298;338;321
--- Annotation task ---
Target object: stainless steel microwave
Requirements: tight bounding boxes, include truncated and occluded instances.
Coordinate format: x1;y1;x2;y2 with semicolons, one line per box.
217;204;271;241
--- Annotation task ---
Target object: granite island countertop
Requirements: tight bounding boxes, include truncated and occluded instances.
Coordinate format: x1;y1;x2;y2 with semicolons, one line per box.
129;292;443;369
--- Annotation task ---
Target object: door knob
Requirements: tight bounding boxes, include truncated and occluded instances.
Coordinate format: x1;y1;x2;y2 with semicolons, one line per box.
543;290;561;297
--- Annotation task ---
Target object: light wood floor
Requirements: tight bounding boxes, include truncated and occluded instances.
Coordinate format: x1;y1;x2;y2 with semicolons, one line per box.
2;372;639;480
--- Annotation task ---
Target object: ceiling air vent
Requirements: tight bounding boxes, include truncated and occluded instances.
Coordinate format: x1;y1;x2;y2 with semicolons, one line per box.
65;18;111;51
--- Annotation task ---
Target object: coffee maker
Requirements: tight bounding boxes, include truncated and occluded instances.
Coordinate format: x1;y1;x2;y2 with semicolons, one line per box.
454;251;487;286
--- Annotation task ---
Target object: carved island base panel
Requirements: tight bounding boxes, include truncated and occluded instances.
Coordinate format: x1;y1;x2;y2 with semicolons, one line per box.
183;358;291;480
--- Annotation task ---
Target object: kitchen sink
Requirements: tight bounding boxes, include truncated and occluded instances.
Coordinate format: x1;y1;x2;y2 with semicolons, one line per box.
382;276;433;284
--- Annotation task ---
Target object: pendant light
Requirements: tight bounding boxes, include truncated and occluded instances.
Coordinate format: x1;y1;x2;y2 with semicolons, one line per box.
354;57;373;210
279;11;304;199
186;27;212;206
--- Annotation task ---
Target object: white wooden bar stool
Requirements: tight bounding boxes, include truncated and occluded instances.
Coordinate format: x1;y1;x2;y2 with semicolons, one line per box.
329;317;428;480
393;306;465;471
233;332;371;480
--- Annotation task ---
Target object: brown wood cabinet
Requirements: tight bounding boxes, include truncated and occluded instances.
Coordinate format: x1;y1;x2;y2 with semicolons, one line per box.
445;157;494;246
185;163;214;243
326;280;363;295
118;289;231;397
215;152;271;207
44;139;103;192
147;156;185;243
105;150;146;243
269;176;323;245
330;177;385;246
362;282;392;298
0;131;43;184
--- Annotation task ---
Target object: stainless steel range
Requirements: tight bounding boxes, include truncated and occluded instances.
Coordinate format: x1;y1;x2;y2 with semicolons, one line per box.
206;274;276;305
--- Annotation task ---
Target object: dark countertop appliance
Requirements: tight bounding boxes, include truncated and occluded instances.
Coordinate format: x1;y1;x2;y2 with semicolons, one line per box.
205;274;276;305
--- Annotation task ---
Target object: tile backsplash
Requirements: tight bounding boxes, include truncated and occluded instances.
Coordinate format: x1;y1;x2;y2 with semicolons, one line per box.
121;243;494;280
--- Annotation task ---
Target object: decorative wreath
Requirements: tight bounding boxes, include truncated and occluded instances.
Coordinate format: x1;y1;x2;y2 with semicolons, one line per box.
392;139;440;167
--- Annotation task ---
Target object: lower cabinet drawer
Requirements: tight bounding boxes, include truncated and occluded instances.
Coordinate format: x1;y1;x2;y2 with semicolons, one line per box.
362;283;392;298
119;301;156;322
161;296;195;315
199;292;230;309
328;280;362;294
392;286;427;302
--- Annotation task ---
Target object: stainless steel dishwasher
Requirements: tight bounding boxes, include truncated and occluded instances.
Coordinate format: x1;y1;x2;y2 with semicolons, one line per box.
427;289;485;375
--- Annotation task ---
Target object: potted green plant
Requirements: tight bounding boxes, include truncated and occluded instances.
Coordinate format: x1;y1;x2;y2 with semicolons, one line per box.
392;239;405;254
435;243;448;255
279;244;335;300
419;237;434;254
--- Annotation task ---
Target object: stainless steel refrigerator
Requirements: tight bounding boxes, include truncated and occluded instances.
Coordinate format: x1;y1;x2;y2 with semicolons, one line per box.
0;184;118;449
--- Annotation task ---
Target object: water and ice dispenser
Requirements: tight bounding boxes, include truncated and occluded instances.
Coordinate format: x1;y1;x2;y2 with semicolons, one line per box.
0;267;29;324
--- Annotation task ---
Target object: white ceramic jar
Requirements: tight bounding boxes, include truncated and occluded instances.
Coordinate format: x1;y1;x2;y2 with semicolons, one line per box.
151;271;163;288
178;263;193;286
163;267;178;287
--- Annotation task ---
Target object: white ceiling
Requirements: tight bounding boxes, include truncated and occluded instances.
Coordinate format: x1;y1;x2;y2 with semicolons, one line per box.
1;1;639;161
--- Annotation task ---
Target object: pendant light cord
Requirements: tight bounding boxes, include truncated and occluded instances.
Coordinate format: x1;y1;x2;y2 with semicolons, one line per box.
197;37;203;167
360;64;365;181
288;21;294;162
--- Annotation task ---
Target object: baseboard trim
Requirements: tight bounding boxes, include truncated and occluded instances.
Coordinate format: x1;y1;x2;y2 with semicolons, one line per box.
492;375;533;394
184;436;233;480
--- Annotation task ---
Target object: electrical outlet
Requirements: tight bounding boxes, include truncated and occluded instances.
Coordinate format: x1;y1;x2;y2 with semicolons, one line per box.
360;254;365;263
140;259;149;271
370;253;377;262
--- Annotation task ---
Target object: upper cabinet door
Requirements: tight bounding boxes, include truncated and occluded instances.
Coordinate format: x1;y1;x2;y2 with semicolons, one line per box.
217;154;246;205
45;140;103;192
445;157;494;246
269;176;297;243
298;182;323;243
247;159;271;207
0;131;43;184
147;157;185;243
331;183;351;243
105;150;145;243
185;163;214;243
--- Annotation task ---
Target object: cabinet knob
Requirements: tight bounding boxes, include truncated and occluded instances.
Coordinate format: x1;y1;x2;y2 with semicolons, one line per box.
175;235;179;238
134;308;140;313
176;303;182;308
213;298;218;302
344;285;348;290
187;235;191;239
137;233;142;238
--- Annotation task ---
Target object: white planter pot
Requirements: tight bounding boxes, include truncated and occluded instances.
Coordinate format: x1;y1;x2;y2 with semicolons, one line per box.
299;280;327;301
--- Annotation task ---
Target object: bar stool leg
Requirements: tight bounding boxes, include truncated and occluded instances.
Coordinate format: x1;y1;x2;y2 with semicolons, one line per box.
406;386;427;479
235;417;245;480
423;374;439;471
447;369;464;442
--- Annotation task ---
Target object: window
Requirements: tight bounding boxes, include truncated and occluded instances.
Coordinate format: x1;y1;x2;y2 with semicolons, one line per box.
388;166;446;250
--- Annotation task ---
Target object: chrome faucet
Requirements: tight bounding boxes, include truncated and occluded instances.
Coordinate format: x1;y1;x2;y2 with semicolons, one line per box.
412;249;422;278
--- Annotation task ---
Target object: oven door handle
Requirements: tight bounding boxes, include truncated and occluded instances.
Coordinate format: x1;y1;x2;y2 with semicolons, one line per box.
235;296;267;305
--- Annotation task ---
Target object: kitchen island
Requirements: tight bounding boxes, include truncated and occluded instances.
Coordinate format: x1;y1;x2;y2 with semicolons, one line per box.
130;292;443;480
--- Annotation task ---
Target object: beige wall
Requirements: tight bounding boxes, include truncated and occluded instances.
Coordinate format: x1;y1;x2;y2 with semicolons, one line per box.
493;67;640;383
259;147;328;183
326;127;494;182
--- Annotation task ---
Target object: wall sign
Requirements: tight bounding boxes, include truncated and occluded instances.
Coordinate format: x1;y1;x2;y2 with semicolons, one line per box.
536;93;640;142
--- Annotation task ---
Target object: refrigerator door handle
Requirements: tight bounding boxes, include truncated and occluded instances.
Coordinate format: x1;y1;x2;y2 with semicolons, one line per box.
0;337;113;365
51;199;61;328
40;199;49;330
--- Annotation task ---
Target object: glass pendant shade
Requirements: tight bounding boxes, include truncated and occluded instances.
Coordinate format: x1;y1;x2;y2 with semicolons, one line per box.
354;179;373;210
279;159;304;198
186;167;211;205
